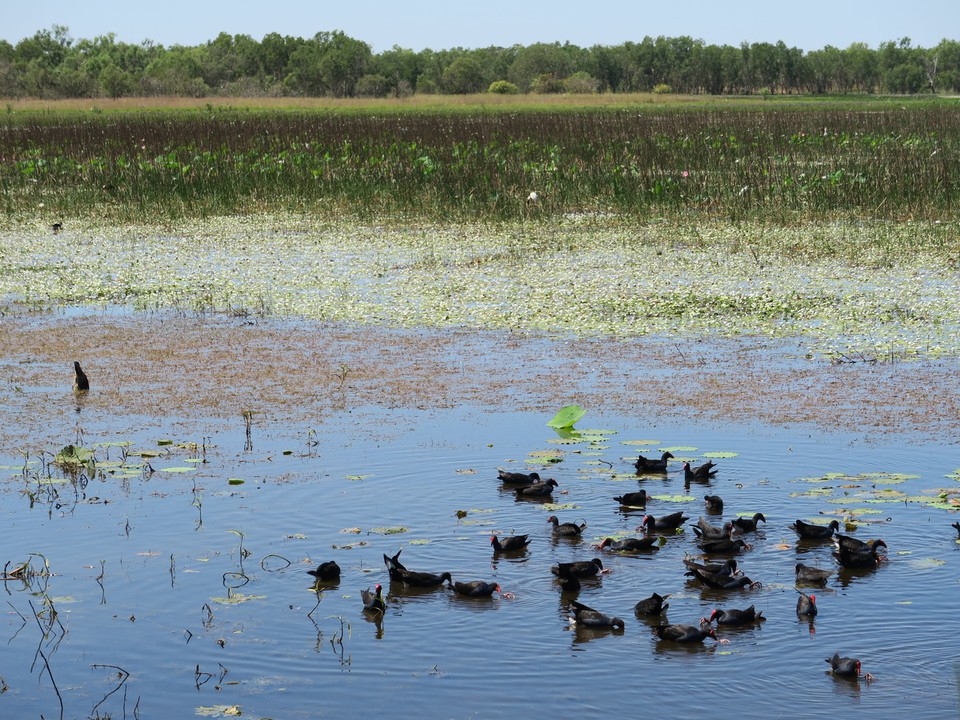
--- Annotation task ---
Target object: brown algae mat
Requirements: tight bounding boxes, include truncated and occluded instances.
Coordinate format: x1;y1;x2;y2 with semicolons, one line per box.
1;311;958;453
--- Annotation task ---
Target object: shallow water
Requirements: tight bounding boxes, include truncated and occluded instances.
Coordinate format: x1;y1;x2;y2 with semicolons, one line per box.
1;396;958;720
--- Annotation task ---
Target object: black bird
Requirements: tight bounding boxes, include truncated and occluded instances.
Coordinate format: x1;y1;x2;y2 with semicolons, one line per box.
392;568;453;588
515;478;558;498
683;461;717;481
731;512;766;533
693;516;732;540
795;562;833;584
551;558;603;579
634;592;670;616
953;521;960;537
613;490;648;507
825;651;861;678
361;584;385;613
833;545;883;569
639;512;689;532
597;536;659;552
791;518;840;540
655;622;717;643
569;600;624;629
307;560;340;582
497;470;542;486
52;222;63;234
548;515;587;536
635;451;674;473
835;535;887;553
490;534;530;552
796;589;818;617
383;549;407;580
698;536;749;554
687;566;759;590
708;605;764;626
453;580;500;597
704;495;724;513
73;361;90;392
683;557;738;577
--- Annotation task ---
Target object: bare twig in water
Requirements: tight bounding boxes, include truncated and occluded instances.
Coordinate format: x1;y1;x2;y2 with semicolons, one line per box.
89;664;130;717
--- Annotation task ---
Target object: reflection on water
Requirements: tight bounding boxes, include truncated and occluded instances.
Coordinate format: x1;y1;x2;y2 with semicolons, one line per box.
0;404;958;719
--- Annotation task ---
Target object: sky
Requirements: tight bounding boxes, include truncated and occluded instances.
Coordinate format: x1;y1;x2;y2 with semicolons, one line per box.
2;0;957;53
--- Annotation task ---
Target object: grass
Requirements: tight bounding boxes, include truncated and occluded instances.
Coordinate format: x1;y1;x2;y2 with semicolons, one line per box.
1;98;958;225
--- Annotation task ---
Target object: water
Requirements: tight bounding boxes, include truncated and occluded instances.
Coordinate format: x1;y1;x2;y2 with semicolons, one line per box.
1;400;958;719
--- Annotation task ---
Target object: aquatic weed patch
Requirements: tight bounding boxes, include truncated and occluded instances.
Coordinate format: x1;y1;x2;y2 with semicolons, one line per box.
2;215;958;360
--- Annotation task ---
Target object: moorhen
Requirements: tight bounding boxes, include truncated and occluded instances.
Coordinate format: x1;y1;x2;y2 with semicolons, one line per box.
613;490;648;507
490;534;530;552
825;651;861;678
73;361;90;392
634;592;670;616
453;580;501;597
569;600;625;629
551;558;604;579
697;536;749;554
639;512;689;532
795;563;833;584
361;584;385;613
791;518;840;540
796;589;817;617
597;536;659;552
655;622;717;643
548;515;587;536
307;560;341;582
497;470;542;486
683;557;738;577
704;494;724;513
383;549;406;581
515;478;559;498
392;568;453;587
693;516;732;540
731;512;766;533
635;451;674;473
708;605;763;626
683;461;717;481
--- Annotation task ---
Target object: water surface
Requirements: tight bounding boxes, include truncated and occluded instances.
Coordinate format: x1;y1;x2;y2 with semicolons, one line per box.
1;399;957;719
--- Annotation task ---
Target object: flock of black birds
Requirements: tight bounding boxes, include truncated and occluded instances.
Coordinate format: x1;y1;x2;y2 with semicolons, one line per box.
301;450;953;681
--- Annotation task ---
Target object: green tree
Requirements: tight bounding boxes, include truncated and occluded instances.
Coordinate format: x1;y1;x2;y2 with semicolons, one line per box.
508;42;574;91
441;55;484;93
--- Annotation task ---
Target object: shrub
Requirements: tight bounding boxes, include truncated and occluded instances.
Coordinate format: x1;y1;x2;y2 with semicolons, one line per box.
531;73;565;94
356;73;390;98
488;80;519;94
653;83;672;94
564;71;598;94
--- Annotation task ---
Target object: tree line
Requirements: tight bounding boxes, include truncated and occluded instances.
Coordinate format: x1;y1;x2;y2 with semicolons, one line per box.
1;25;958;99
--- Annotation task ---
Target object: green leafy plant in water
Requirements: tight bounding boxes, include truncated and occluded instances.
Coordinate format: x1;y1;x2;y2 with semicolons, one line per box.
547;405;585;430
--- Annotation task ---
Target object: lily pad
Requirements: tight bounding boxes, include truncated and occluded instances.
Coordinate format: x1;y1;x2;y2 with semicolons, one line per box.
196;705;243;717
650;494;696;502
659;446;698;453
702;451;740;459
369;526;408;535
210;593;266;605
160;466;198;473
540;502;578;511
621;439;661;446
547;405;586;430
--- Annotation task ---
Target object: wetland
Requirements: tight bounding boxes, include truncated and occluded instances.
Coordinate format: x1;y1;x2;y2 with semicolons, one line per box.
1;101;959;719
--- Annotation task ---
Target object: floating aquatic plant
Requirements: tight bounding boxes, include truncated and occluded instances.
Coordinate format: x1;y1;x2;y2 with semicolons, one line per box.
547;405;586;430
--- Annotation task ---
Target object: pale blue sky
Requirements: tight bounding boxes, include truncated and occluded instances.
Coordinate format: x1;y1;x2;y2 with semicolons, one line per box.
3;0;956;52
